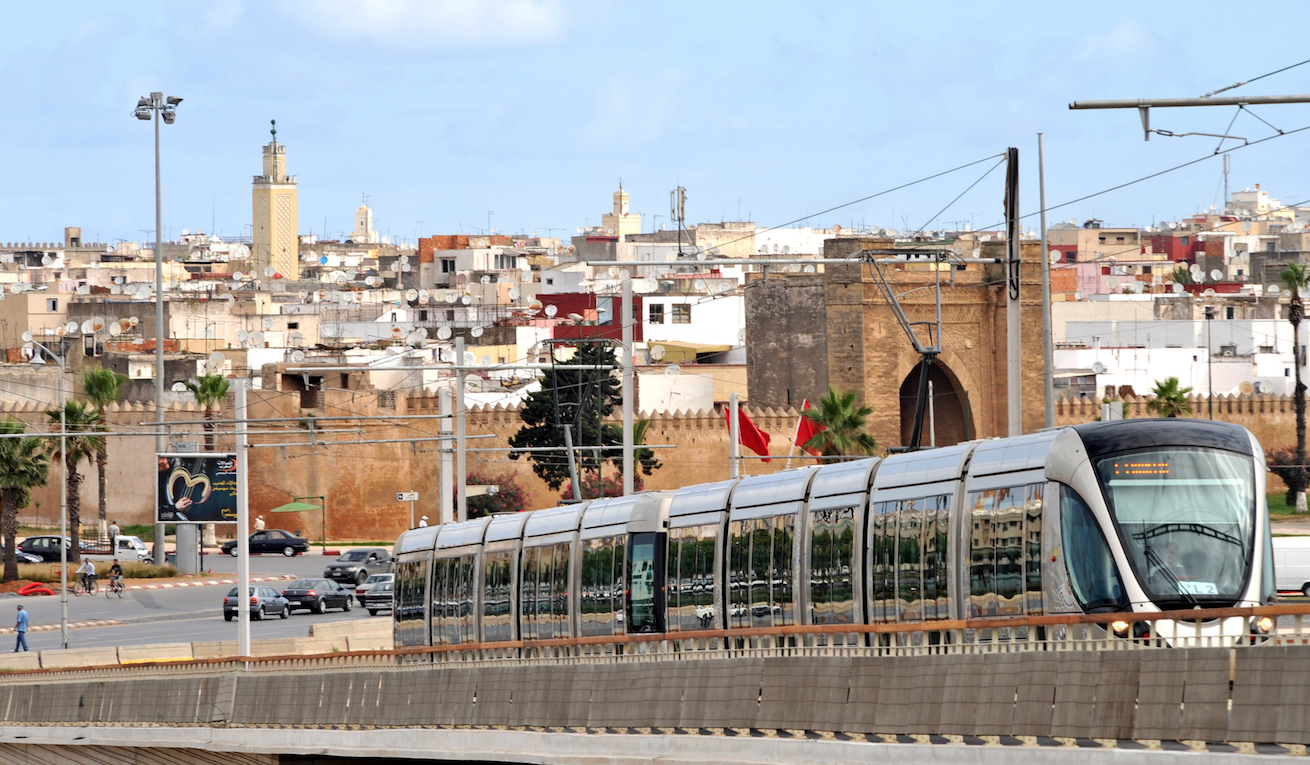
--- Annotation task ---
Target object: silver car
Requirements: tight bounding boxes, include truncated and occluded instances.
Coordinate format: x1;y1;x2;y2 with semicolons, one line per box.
354;573;394;606
223;585;290;621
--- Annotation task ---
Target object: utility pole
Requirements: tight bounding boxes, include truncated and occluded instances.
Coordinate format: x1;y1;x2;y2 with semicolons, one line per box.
729;393;741;479
1038;134;1055;429
439;388;454;525
455;337;467;522
621;279;634;495
1005;148;1023;437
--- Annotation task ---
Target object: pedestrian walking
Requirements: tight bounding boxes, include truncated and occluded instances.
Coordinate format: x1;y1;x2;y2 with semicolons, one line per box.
14;605;29;652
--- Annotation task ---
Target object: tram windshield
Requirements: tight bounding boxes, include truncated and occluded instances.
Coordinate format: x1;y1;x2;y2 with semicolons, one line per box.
1095;448;1254;608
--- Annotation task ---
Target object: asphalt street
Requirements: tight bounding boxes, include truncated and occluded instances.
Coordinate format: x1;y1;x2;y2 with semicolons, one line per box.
4;550;386;652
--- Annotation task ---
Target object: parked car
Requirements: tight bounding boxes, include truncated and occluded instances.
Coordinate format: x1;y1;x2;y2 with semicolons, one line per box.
281;578;352;614
220;529;309;558
223;586;289;621
354;573;394;606
17;535;71;562
16;551;41;565
363;581;394;616
324;548;392;586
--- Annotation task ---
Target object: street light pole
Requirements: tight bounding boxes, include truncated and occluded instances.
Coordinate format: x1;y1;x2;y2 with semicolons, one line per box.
26;337;67;648
134;92;181;566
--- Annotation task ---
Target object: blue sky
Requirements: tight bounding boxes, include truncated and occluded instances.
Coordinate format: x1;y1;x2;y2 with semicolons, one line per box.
4;1;1310;246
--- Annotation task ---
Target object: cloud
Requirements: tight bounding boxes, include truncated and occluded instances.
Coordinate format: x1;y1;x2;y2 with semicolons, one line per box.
282;0;566;48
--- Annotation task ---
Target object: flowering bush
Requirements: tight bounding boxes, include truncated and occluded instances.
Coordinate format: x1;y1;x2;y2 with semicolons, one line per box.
558;471;643;502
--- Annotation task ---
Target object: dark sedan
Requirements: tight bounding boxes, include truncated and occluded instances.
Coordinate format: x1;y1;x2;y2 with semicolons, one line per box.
363;581;394;616
17;535;71;562
221;529;309;558
324;547;392;586
281;578;352;614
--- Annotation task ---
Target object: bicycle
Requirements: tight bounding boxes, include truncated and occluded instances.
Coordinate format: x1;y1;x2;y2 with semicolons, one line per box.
72;576;98;597
105;577;124;598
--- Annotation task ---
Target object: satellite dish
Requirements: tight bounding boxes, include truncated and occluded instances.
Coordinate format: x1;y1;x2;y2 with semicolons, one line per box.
455;273;468;285
264;266;276;278
508;287;521;300
607;267;620;278
1239;381;1255;394
696;250;708;262
650;345;666;361
232;272;244;281
480;355;492;366
444;292;457;304
405;289;419;302
132;337;144;346
466;377;484;392
77;285;91;296
41;254;52;266
1106;278;1119;290
290;350;306;363
471;326;484;338
407;329;427;345
171;382;187;393
419;290;430;303
354;291;364;303
80;320;94;334
520;270;533;283
399;254;410;264
1269;284;1282;295
694;279;707;291
480;275;492;284
665;364;681;376
437;327;453;340
20;332;32;343
1074;291;1084;300
236;330;249;342
65;322;78;333
391;327;404;340
90;316;106;332
1203;288;1217;296
1131;282;1143;294
528;299;543;312
345;269;358;280
1172;283;1185;295
1092;362;1107;374
1210;269;1223;282
110;285;122;295
365;276;378;287
802;264;816;274
250;331;265;346
262;317;274;330
545;304;558;318
659;281;674;294
737;328;746;342
108;323;121;337
460;295;472;305
463;351;476;366
1243;221;1253;232
298;290;308;301
320;256;329;265
317;289;328;301
1050;250;1061;264
208;352;226;372
400;263;412;272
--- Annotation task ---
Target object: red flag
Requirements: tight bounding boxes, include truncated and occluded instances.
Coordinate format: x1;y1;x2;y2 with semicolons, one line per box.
795;400;824;462
725;405;771;462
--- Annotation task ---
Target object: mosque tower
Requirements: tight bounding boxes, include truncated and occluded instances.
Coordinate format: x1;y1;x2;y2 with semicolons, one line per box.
252;120;299;279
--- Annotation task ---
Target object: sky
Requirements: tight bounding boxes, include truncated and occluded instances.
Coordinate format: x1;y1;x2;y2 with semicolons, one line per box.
4;1;1310;246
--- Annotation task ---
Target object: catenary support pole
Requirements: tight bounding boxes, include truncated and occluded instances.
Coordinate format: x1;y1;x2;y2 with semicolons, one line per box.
563;425;581;502
454;337;467;523
235;379;250;657
439;388;454;525
153;94;167;567
729;392;740;479
1005;147;1023;437
1038;134;1055;429
622;279;634;495
57;352;67;649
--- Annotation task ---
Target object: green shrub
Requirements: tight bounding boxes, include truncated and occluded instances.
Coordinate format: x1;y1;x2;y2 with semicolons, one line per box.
16;561;179;583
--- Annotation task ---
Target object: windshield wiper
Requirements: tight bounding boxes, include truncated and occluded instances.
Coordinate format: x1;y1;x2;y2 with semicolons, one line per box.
1142;544;1199;606
1134;522;1242;549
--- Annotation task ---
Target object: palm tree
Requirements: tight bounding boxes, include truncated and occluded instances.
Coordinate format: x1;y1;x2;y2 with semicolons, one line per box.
0;420;50;582
1283;263;1310;513
1170;265;1194;285
800;386;878;459
185;374;230;451
82;368;127;524
1147;377;1193;418
45;402;104;563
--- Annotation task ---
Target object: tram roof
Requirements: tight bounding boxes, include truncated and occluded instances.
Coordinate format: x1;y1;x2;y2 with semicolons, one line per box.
873;442;974;489
523;502;589;538
1071;418;1254;459
580;493;668;533
730;467;819;510
809;457;880;498
395;525;439;554
435;516;492;549
669;478;738;518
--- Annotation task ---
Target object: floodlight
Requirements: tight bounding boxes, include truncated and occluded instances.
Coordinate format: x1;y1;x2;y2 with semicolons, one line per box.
165;96;183;106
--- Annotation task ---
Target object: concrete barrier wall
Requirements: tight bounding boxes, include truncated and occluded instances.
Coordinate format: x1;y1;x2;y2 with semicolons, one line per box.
2;647;1306;745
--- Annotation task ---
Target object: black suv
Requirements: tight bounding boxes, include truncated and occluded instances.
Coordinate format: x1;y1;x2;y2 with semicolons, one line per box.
324;548;392;585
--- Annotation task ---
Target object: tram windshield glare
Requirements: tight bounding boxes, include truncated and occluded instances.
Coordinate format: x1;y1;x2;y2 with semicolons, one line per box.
1095;448;1254;608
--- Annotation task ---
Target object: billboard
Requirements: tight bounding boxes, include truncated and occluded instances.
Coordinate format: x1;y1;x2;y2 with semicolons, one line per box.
156;453;238;523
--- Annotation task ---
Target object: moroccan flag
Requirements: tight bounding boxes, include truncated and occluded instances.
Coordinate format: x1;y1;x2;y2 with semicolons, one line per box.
725;405;771;462
795;400;824;462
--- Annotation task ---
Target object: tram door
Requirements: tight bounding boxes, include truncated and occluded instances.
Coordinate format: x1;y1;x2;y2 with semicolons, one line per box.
626;532;666;633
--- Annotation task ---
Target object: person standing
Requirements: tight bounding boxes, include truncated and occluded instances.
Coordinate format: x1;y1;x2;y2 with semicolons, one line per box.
418;516;428;528
14;605;28;652
108;520;120;540
254;515;266;532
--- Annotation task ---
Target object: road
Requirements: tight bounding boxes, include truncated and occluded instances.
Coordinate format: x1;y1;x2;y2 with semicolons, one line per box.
5;551;385;651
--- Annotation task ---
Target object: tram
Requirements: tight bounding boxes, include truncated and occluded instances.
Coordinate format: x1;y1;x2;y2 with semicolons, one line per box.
392;419;1273;648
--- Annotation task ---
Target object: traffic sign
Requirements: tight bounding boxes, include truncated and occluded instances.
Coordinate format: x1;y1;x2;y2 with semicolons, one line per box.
396;491;419;502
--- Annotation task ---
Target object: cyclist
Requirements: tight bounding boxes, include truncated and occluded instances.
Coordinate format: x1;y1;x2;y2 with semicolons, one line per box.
107;559;124;592
77;559;97;593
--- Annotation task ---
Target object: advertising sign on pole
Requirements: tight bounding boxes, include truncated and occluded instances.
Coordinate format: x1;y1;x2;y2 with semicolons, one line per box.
156;453;238;523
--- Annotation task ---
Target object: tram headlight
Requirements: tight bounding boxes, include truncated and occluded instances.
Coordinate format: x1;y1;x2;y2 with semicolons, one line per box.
1111;620;1130;636
1254;616;1275;634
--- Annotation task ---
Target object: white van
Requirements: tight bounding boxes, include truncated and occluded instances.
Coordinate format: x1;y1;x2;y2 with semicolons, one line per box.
1273;536;1310;596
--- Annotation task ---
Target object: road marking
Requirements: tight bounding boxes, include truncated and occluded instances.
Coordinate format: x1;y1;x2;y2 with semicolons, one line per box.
0;619;122;636
131;574;294;591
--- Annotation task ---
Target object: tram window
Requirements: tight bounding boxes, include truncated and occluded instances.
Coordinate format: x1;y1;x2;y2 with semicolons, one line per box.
627;532;663;633
1025;485;1044;615
520;546;540;640
810;506;856;625
431;558;450;645
932;494;951;620
455;555;475;643
898;499;923;621
395;560;428;647
581;537;616;637
1060;486;1127;611
482;550;514;642
995;487;1023;616
552;542;571;637
667;524;718;632
968;491;998;617
728;515;796;629
869;501;895;622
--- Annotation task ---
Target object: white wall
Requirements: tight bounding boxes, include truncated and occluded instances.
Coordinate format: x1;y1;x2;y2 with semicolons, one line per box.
636;370;715;414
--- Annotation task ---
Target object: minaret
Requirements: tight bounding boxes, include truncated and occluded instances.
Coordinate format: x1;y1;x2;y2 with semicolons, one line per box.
600;181;642;241
251;120;299;280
